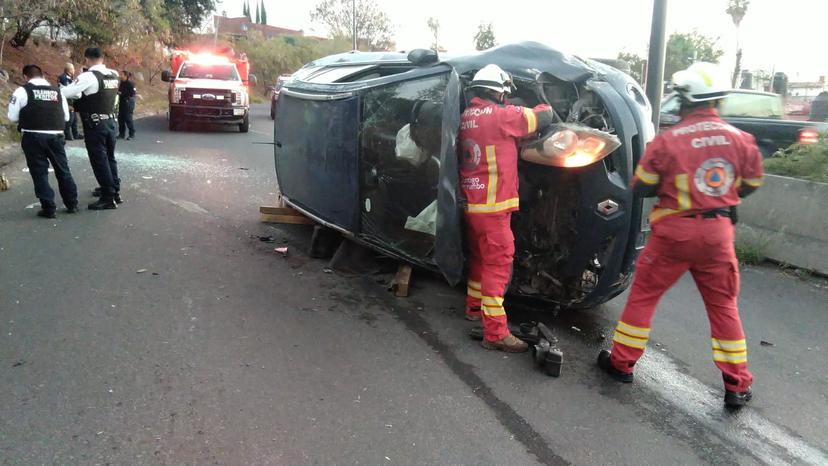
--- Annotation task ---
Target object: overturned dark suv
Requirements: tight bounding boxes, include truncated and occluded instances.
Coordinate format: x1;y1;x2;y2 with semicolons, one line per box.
273;42;654;309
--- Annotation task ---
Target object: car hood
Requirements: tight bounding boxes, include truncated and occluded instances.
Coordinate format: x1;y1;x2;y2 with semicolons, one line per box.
173;78;245;90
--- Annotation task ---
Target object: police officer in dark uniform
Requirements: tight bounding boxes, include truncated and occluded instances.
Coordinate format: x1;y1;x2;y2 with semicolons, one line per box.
62;47;122;210
58;63;82;140
117;70;137;140
7;64;78;218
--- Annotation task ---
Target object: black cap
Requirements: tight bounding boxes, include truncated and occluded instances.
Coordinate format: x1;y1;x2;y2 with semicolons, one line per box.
84;47;103;59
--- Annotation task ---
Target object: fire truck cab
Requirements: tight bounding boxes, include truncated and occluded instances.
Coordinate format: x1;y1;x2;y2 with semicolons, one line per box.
161;47;256;132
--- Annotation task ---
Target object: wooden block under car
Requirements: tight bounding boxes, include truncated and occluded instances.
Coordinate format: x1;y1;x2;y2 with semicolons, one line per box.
259;206;316;225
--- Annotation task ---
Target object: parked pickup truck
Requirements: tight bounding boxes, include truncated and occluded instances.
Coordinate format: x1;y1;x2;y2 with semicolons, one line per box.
660;89;828;156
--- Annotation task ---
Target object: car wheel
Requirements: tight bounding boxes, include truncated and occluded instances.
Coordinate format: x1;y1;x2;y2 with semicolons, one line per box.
239;113;250;133
169;113;178;131
270;103;275;120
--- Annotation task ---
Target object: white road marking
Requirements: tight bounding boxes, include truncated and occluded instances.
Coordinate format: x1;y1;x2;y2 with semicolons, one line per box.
638;350;828;464
153;193;209;215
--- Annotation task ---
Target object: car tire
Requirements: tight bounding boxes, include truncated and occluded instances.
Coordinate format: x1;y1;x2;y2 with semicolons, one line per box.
270;103;275;120
169;113;178;131
239;113;250;133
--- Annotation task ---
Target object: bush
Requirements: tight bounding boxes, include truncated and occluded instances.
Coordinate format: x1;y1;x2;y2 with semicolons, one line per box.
764;140;828;183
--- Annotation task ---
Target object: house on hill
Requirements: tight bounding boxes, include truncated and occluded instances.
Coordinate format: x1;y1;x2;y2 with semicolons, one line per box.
213;15;302;40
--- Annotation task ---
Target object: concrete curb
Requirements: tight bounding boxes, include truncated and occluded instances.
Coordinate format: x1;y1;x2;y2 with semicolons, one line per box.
0;111;163;169
737;174;828;275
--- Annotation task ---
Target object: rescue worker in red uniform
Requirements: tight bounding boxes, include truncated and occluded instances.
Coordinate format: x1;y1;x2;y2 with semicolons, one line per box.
459;64;555;352
597;63;764;408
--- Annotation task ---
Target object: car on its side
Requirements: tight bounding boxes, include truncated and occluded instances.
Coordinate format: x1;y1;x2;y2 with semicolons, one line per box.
270;75;291;120
272;42;655;309
660;89;827;156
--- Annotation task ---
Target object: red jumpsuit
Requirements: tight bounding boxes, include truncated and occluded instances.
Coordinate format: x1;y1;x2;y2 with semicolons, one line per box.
459;97;550;341
610;107;764;392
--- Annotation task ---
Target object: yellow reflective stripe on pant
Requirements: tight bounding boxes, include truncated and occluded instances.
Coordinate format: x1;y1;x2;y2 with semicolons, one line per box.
712;338;748;364
467;287;482;299
612;321;651;350
467;280;481;290
481;295;506;317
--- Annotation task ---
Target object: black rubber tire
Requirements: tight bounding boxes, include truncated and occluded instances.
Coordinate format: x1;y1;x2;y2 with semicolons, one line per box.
239;113;250;133
270;103;275;120
168;110;179;131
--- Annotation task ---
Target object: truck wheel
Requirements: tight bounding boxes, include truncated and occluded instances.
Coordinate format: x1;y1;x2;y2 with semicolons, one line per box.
239;113;250;133
169;112;179;131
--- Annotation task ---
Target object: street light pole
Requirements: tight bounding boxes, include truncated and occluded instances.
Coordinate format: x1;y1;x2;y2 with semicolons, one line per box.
645;0;668;128
352;0;357;51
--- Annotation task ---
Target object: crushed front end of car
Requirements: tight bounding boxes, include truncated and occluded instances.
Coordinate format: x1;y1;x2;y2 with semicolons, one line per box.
273;42;654;309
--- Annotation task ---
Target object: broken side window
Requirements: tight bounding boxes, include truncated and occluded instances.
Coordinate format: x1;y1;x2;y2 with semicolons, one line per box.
358;73;449;262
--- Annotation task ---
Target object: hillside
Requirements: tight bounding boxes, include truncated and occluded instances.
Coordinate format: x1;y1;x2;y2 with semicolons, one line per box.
0;39;168;153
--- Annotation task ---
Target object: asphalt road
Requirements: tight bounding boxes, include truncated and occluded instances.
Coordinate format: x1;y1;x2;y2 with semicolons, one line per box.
1;104;827;465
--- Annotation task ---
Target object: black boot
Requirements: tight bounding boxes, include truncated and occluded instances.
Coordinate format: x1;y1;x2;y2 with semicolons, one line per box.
597;350;634;383
66;203;80;213
37;209;56;219
114;193;123;204
88;197;117;210
92;187;102;197
724;388;752;408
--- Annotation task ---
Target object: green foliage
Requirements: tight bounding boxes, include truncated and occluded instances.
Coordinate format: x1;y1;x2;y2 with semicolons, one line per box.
234;31;351;89
243;0;250;20
763;140;828;183
726;0;750;27
255;0;260;24
474;22;496;51
260;0;267;25
735;240;766;265
665;31;724;79
617;52;645;84
427;17;440;52
310;0;393;51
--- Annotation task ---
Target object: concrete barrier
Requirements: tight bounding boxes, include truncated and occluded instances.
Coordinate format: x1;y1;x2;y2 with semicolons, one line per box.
737;174;828;275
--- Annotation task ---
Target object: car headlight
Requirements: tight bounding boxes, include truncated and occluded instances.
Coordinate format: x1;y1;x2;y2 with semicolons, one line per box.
232;90;246;105
173;87;184;103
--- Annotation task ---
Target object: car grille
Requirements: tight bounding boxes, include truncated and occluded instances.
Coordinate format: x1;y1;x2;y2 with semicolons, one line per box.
182;89;233;107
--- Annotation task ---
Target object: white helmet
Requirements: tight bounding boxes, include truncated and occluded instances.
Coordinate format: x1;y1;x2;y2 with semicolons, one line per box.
470;64;516;94
671;62;731;103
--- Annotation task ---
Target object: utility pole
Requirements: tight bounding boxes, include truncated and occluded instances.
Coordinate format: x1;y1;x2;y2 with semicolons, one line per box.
645;0;668;128
352;0;357;51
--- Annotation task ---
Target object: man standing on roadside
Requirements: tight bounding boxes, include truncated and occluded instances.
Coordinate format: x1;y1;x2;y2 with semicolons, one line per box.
117;70;137;140
58;63;82;141
62;47;122;210
7;64;78;218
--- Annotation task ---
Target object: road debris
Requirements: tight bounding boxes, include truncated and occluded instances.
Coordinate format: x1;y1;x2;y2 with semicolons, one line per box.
322;267;333;274
571;326;581;333
760;340;774;347
0;173;9;191
258;235;276;243
152;272;160;276
12;360;24;367
239;167;249;170
136;269;147;273
142;175;154;180
274;247;288;256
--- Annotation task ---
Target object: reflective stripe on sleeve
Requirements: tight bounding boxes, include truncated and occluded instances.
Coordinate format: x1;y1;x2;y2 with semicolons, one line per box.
524;107;538;133
635;165;660;185
743;177;763;188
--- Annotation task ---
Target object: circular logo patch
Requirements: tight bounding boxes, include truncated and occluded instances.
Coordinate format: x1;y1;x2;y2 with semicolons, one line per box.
461;139;482;171
694;158;735;197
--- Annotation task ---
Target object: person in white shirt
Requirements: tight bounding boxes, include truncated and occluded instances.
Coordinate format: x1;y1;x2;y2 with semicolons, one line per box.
61;47;122;210
7;64;78;218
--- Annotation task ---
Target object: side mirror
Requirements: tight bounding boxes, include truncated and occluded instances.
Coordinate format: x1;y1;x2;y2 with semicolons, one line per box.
161;70;172;82
407;49;439;67
246;74;258;87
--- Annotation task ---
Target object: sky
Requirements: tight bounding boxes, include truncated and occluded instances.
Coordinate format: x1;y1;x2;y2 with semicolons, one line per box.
213;0;828;81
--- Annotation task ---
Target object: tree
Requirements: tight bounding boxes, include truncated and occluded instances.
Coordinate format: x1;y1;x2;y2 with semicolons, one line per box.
310;0;394;51
617;52;646;84
260;0;267;24
726;0;750;87
473;22;496;51
244;0;251;21
427;17;440;52
255;0;260;24
665;31;724;79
